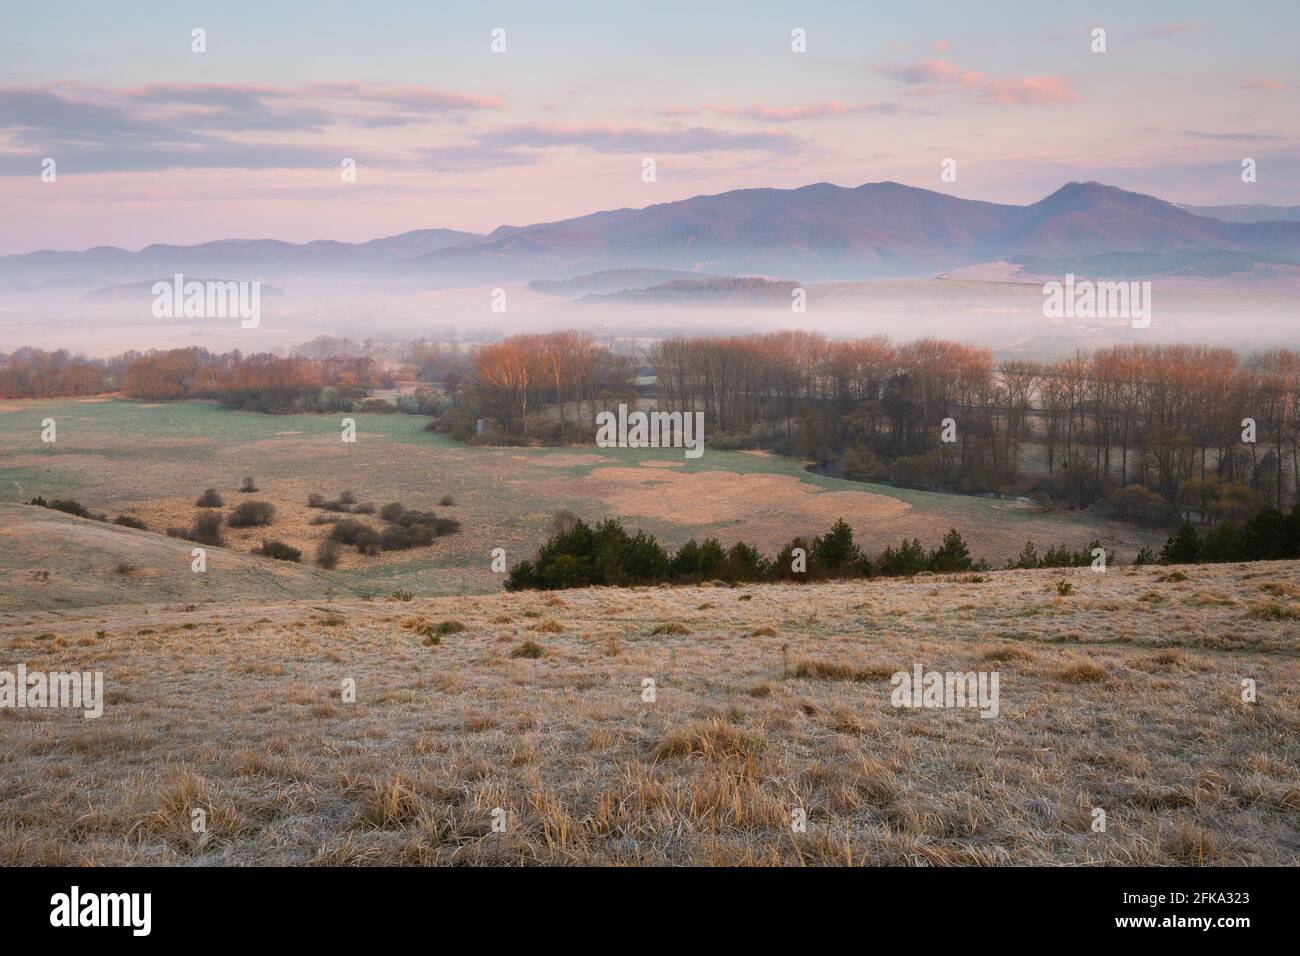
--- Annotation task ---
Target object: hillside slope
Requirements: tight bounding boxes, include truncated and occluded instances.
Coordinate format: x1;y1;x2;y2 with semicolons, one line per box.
0;503;336;613
2;562;1296;865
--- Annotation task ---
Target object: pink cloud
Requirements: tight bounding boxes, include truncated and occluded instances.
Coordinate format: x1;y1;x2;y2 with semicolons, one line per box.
885;58;983;88
979;75;1080;106
882;58;1078;107
686;100;893;122
1241;78;1285;93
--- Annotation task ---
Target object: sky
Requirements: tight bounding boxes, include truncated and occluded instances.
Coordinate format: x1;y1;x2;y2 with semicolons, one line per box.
2;0;1298;253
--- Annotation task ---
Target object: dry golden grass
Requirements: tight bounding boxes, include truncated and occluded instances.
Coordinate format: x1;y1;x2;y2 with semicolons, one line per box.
0;561;1297;865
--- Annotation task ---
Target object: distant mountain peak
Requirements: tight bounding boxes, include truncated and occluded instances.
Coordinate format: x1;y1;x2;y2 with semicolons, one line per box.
5;180;1299;284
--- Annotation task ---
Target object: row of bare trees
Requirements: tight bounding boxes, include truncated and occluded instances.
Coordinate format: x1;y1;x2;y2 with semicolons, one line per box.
468;331;637;436
645;333;1300;510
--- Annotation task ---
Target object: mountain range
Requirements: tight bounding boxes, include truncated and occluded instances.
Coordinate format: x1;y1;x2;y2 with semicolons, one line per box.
5;181;1299;287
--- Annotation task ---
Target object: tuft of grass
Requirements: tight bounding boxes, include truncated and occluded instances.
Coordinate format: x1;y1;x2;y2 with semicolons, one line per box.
529;619;565;633
653;718;764;762
509;640;546;659
1056;661;1109;684
1247;602;1300;621
359;776;420;830
650;622;691;636
1055;579;1074;596
434;620;466;636
1158;570;1190;583
791;660;894;682
980;644;1035;664
748;625;777;637
1260;580;1299;597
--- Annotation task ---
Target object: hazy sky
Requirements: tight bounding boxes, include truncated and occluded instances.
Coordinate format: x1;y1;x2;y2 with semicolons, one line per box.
3;0;1297;253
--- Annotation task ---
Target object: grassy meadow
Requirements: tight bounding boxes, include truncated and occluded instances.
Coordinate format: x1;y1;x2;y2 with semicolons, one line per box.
1;562;1297;865
0;397;1160;606
2;397;1293;867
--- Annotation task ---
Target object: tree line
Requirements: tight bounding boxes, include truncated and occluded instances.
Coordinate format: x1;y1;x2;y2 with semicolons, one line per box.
12;332;1300;531
643;334;1300;521
430;330;638;442
505;516;989;591
1;346;390;413
506;507;1300;593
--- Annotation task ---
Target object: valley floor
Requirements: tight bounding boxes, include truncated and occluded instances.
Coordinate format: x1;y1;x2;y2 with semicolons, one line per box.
1;562;1297;865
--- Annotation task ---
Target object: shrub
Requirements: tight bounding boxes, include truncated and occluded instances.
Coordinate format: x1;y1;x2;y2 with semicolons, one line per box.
329;518;368;544
929;528;972;573
380;503;406;523
227;500;275;528
113;515;148;530
187;512;225;546
352;502;376;515
339;491;357;505
811;518;867;577
439;495;456;507
1200;521;1244;563
771;538;812;581
259;539;301;562
721;541;771;582
1109;484;1176;527
839;445;885;481
1241;505;1290;561
195;489;224;508
379;525;413;551
239;477;258;493
1160;520;1201;565
354;527;380;555
1012;540;1039;569
307;493;325;508
877;538;928;577
36;498;92;518
315;539;341;569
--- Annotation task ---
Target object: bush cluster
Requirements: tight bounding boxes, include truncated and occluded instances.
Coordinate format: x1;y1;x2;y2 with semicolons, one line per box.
506;517;985;591
1158;504;1300;565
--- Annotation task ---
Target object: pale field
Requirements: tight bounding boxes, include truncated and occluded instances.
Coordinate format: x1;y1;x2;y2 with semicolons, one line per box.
0;397;1163;606
1;555;1297;866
